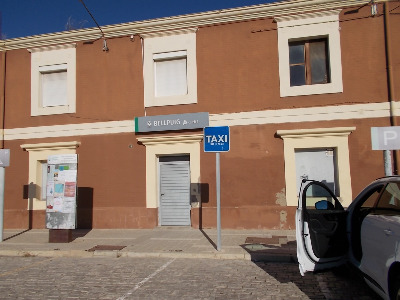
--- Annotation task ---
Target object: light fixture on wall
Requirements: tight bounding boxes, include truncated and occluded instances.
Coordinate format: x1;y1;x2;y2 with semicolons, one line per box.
371;0;377;16
344;0;377;16
102;39;109;51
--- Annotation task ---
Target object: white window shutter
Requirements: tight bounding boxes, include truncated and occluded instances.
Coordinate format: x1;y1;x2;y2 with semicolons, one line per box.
41;71;68;107
154;57;187;97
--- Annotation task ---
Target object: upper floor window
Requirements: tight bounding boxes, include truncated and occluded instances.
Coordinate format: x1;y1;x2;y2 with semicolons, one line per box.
40;64;68;107
154;51;188;97
289;38;330;87
29;44;76;116
143;30;197;107
276;11;342;97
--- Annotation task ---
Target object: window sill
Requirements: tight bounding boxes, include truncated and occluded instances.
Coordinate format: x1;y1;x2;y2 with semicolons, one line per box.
280;82;343;98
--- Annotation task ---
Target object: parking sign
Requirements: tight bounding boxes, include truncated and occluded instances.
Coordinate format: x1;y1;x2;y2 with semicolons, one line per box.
0;149;10;167
204;126;230;152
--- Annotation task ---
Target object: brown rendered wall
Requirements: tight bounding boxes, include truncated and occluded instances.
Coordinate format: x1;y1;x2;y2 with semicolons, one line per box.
2;3;398;229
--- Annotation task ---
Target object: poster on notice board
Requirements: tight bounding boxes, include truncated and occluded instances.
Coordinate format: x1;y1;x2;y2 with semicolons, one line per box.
45;154;78;229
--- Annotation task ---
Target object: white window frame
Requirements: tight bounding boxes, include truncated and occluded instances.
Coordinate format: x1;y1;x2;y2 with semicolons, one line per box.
277;127;355;207
143;30;197;107
20;141;80;210
276;10;343;97
29;44;76;116
39;160;48;201
136;134;202;209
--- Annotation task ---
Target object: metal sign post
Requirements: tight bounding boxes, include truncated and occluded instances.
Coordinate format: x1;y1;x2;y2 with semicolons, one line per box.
0;149;10;242
204;126;230;251
0;167;4;242
216;152;221;251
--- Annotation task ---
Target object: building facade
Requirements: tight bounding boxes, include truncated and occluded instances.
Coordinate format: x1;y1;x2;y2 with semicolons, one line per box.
0;0;399;229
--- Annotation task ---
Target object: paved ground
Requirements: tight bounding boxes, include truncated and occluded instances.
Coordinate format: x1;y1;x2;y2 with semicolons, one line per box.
0;256;380;300
0;228;382;299
0;228;297;261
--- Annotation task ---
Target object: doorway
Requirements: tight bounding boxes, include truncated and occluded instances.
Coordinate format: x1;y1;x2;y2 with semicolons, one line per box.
159;156;191;226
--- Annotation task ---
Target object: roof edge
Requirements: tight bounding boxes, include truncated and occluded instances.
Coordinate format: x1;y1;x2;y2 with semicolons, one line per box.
1;0;374;51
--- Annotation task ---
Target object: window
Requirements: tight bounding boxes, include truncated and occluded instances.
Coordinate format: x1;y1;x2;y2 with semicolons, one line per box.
143;30;197;107
295;148;338;196
277;127;355;207
29;44;76;116
361;186;382;208
154;51;188;97
20;141;80;210
289;39;330;87
40;64;68;107
276;10;343;97
376;182;400;212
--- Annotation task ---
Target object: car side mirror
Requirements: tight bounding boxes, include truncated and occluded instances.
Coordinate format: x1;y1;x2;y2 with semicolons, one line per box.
315;200;335;210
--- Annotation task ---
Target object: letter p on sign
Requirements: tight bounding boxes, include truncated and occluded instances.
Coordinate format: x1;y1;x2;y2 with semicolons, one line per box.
384;130;397;146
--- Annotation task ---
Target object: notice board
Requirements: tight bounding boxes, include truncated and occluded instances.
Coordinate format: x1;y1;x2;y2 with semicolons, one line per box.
45;154;78;229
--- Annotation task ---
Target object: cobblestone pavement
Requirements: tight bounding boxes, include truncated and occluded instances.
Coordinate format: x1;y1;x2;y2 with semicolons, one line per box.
0;256;380;300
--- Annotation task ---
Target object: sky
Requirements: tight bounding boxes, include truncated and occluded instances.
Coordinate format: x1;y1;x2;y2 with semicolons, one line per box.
1;0;277;40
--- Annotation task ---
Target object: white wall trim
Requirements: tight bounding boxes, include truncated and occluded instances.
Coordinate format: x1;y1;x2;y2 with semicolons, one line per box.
1;102;395;141
137;134;203;145
276;10;343;97
143;32;197;107
210;102;390;126
20;141;80;210
5;120;134;140
21;141;81;151
137;134;202;209
30;45;76;116
277;127;355;207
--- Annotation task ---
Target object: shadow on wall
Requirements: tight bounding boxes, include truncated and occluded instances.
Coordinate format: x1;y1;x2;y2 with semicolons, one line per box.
196;183;209;230
24;185;94;229
76;187;94;229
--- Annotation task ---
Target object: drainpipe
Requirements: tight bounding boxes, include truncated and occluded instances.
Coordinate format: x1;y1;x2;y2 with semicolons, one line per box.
384;2;398;175
0;50;5;149
0;50;5;241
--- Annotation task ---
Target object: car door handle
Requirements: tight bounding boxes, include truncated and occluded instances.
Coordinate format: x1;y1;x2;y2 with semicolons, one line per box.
384;229;393;236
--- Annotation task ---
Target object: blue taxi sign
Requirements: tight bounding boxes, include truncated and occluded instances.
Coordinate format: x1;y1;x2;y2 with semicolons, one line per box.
204;126;230;152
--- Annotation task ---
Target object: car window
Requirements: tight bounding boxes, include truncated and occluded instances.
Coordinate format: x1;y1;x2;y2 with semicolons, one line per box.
360;185;383;208
376;182;400;214
303;181;342;210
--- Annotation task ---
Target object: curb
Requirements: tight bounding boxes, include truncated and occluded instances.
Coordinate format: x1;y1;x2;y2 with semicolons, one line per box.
0;249;297;262
0;249;252;260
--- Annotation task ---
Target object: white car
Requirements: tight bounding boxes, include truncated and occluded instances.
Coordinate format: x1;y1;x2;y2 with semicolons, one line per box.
296;177;400;300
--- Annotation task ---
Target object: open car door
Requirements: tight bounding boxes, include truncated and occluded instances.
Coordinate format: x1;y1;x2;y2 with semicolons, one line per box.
296;180;349;275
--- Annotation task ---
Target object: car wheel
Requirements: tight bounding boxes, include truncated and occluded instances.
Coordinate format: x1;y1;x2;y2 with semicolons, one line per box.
392;275;400;300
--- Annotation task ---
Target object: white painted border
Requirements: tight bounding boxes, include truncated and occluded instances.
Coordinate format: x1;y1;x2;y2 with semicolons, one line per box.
143;32;197;107
20;141;80;210
276;10;343;97
277;127;355;207
137;134;203;209
5;120;134;140
2;102;394;140
30;44;76;116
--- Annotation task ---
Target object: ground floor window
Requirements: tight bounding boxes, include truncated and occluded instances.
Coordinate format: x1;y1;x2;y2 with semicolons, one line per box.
277;127;355;207
20;141;80;210
295;148;338;196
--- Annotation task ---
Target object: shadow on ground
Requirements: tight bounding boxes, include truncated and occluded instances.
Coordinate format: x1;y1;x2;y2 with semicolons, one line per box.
256;263;381;299
241;236;381;299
